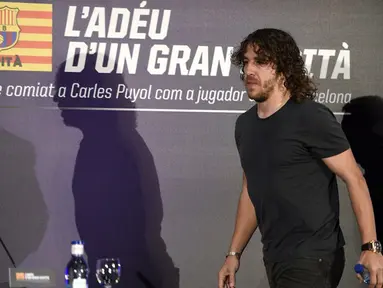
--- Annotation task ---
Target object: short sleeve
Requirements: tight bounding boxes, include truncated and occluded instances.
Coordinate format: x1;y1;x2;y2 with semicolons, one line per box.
302;102;350;159
234;114;245;168
234;115;243;151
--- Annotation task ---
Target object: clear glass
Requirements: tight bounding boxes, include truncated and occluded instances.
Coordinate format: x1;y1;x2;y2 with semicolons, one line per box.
95;258;121;288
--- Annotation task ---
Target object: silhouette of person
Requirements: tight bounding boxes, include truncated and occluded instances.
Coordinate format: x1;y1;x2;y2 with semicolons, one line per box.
342;95;383;242
0;126;48;287
53;52;179;288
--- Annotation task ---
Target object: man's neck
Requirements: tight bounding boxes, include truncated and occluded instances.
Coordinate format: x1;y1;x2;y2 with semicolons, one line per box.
257;92;291;119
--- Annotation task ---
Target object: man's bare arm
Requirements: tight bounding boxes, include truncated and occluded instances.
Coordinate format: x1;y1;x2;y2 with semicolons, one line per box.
228;173;258;254
323;148;377;243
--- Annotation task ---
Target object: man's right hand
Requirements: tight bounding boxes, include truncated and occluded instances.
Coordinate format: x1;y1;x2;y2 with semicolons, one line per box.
218;256;240;288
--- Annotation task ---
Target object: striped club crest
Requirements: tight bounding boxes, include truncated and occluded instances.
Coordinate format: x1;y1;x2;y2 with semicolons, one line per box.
0;6;20;52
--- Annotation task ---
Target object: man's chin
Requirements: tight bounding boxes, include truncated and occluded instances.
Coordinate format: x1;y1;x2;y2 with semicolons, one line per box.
248;95;267;103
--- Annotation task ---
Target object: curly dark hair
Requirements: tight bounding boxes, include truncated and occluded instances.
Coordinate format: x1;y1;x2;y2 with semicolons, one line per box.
231;28;317;102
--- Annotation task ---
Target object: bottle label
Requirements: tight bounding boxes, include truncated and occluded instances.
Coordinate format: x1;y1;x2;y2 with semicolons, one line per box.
71;244;84;256
72;279;87;288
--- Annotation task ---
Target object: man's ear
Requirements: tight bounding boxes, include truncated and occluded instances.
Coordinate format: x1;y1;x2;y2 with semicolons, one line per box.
277;74;286;90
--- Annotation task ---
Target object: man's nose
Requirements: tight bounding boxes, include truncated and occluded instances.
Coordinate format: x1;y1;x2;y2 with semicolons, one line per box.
243;63;257;76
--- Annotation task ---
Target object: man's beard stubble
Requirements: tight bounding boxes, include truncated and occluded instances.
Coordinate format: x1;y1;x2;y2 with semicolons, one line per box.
247;77;276;103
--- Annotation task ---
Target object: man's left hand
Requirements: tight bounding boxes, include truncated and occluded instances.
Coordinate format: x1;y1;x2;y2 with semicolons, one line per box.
358;251;383;287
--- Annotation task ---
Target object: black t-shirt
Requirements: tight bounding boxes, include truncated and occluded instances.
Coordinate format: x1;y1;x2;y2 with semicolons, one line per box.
235;98;350;262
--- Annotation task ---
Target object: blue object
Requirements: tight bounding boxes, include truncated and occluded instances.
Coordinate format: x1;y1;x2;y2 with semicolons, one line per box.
354;263;370;284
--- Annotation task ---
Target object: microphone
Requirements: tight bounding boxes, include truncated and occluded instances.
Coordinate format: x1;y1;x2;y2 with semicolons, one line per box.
0;236;16;268
137;271;156;288
0;236;27;288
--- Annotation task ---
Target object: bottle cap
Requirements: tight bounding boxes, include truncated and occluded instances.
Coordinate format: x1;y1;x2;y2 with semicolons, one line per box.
71;240;84;256
354;263;364;274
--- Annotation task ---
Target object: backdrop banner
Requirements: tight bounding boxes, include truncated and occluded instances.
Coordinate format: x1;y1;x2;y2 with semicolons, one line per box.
0;0;382;287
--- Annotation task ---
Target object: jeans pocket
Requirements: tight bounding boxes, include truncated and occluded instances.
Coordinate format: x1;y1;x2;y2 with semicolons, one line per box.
315;250;345;287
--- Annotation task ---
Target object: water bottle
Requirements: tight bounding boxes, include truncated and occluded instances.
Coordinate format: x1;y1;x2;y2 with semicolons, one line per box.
354;263;370;284
65;241;89;288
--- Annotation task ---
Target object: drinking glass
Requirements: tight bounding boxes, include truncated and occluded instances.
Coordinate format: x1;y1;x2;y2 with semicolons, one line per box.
95;258;121;288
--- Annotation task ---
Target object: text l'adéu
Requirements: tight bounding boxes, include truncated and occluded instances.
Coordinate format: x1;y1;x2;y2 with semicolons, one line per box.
62;3;170;74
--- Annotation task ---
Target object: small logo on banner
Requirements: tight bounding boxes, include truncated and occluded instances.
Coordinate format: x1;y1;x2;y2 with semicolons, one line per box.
9;268;55;287
0;1;52;72
0;6;20;52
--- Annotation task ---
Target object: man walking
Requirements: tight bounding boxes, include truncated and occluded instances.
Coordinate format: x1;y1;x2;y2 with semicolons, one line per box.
218;28;383;288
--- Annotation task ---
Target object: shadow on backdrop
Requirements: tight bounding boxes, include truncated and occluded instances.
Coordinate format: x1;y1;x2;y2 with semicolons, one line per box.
341;95;383;242
0;127;48;287
53;53;179;288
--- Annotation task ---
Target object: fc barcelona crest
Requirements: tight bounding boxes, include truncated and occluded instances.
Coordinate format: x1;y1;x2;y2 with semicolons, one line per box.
0;6;20;52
